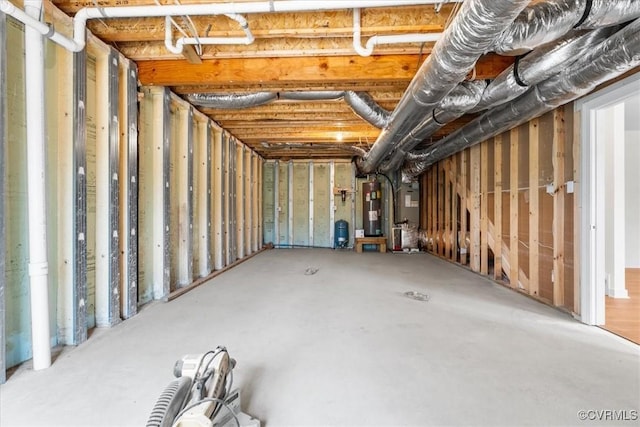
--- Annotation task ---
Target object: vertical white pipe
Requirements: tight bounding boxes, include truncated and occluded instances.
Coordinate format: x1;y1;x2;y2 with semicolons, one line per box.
24;0;51;370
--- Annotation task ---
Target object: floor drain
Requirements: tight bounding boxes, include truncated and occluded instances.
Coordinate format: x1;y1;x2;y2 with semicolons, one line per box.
404;291;430;301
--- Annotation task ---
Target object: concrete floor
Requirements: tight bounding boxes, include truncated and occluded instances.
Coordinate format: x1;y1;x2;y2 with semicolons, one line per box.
1;249;639;427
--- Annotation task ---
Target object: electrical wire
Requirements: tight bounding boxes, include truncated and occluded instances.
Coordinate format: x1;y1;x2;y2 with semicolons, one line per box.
171;397;240;427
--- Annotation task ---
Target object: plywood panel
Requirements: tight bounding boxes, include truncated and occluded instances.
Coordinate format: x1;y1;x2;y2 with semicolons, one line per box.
313;163;331;248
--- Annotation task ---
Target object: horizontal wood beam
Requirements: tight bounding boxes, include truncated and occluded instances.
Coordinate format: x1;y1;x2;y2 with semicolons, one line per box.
118;39;435;60
173;82;410;93
232;128;380;140
137;54;514;87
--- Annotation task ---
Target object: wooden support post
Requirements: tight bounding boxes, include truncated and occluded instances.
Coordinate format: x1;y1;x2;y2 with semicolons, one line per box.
420;173;428;231
494;135;503;281
529;119;540;297
480;141;489;275
553;109;566;307
444;159;452;259
470;145;481;272
431;167;437;253
509;128;519;289
460;150;468;265
573;111;581;314
424;168;433;252
451;154;458;262
438;162;445;257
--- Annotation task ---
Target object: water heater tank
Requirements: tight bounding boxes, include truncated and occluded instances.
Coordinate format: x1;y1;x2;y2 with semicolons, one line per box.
362;181;382;236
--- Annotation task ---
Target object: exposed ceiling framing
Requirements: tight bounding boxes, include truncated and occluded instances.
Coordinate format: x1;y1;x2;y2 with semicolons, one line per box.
50;0;510;160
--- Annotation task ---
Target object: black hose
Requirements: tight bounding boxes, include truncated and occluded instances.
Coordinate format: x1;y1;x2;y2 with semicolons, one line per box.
376;173;397;225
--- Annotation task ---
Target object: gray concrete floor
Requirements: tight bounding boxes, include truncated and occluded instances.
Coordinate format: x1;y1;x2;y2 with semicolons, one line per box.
1;249;639;427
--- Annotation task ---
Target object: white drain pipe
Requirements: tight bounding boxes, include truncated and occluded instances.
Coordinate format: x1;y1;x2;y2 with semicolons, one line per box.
24;0;51;371
0;0;77;51
353;8;442;57
2;0;450;53
165;14;254;55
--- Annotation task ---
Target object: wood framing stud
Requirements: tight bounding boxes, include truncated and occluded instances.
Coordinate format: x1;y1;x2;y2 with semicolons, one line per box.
553;108;566;307
480;141;489;275
460;150;468;265
509;128;519;289
529;118;540;297
494;135;503;281
444;159;452;259
470;145;481;272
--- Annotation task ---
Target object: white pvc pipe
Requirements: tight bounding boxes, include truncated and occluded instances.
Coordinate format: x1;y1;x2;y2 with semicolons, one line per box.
353;8;442;57
3;0;450;53
0;0;79;51
166;13;254;55
73;0;448;52
24;0;51;371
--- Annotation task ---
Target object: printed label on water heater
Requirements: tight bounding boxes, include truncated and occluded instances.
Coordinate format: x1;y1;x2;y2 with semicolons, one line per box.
369;211;378;221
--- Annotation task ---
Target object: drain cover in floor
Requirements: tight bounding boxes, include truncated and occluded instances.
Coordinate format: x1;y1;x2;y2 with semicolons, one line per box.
404;291;430;301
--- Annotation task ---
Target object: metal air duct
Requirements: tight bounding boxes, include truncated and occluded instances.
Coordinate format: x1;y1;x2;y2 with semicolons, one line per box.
474;27;617;112
187;92;277;109
344;91;391;129
492;0;640;55
187;91;390;128
356;0;531;174
403;19;640;179
379;80;487;172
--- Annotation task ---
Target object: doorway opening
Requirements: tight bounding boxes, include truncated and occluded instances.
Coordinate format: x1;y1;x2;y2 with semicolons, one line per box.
576;73;640;344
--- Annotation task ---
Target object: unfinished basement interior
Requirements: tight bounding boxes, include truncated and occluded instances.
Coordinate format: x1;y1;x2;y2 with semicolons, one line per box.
1;0;639;426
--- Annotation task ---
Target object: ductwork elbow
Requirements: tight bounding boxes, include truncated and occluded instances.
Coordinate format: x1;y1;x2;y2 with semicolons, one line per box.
344;91;391;129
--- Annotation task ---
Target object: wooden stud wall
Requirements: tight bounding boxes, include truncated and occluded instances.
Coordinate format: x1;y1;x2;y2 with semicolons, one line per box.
421;106;577;313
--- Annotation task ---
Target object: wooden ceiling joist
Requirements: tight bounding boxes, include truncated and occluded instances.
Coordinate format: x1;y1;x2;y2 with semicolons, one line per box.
47;0;519;160
138;54;514;87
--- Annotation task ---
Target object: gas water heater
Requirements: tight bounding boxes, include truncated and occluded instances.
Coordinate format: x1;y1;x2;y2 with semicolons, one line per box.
362;180;382;236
